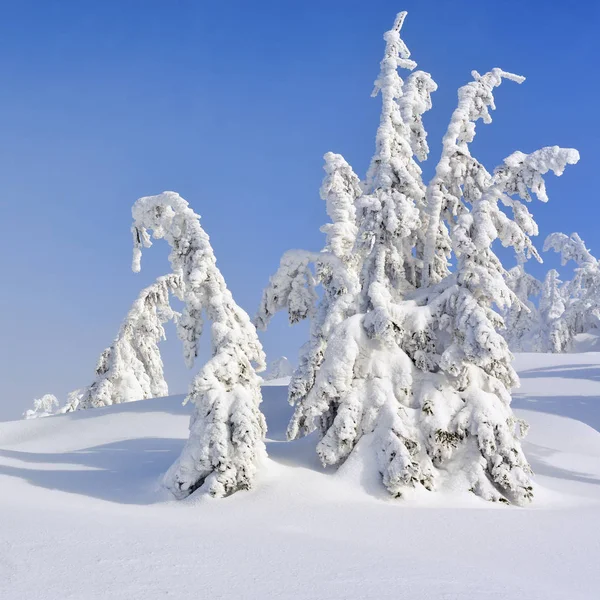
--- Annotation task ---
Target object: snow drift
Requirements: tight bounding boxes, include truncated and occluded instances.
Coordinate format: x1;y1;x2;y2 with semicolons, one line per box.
1;353;600;599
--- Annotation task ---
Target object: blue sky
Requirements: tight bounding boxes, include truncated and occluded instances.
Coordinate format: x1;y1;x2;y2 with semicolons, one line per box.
0;0;597;419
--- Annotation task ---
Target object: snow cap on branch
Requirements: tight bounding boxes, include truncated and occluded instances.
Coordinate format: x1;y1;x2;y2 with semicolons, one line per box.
255;250;318;331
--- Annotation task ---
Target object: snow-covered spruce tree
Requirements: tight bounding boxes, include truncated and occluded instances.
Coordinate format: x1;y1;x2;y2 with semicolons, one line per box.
532;268;569;352
503;264;542;351
258;12;579;504
132;191;266;498
413;146;578;503
67;274;182;411
264;357;293;381
259;12;441;494
256;151;362;436
24;394;59;419
542;232;600;348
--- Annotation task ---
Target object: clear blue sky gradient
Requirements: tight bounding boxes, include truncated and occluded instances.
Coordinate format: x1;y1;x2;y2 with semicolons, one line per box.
1;1;597;418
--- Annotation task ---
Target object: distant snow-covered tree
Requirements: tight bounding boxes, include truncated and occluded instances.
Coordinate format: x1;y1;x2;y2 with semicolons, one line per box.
31;275;180;416
258;11;579;504
72;274;181;410
264;357;293;381
132;191;266;498
532;268;569;353
503;264;542;351
542;232;600;349
24;394;59;419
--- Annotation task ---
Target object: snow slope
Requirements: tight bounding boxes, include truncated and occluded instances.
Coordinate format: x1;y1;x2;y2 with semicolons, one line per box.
1;354;599;600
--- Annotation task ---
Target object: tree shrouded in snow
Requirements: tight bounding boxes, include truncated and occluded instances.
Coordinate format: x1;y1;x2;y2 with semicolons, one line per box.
132;191;267;498
411;146;578;503
24;394;59;419
503;264;542;351
256;151;361;434
264;357;293;381
70;274;182;411
258;11;579;504
30;274;182;416
533;268;569;353
541;232;600;350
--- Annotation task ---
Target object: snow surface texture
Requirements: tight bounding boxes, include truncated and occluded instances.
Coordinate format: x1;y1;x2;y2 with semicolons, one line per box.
1;352;599;600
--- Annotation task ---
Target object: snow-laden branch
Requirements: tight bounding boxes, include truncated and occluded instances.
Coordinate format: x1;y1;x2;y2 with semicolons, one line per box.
544;231;597;267
257;153;361;425
422;69;525;286
255;250;318;331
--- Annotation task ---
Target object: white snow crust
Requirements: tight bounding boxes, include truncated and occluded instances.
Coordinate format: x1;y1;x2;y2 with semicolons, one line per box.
1;352;600;599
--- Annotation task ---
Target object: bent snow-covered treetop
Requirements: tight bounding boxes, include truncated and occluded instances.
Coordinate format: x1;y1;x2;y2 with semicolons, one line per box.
132;191;267;498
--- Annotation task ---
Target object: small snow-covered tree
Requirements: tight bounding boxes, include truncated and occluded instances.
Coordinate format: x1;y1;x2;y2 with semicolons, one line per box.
532;268;569;352
542;232;600;349
132;191;266;498
264;357;293;381
503;264;542;351
258;11;579;504
24;394;59;419
31;276;180;414
71;274;181;410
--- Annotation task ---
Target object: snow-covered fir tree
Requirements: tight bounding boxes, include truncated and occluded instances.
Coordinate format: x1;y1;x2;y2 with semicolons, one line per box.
256;151;362;436
412;146;578;503
503;264;542;351
28;275;181;416
264;357;293;381
532;268;569;352
542;232;600;349
258;11;579;504
24;394;59;419
132;191;267;498
67;274;182;411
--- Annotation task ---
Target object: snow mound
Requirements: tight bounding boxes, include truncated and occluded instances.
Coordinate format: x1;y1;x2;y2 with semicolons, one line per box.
1;355;600;599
